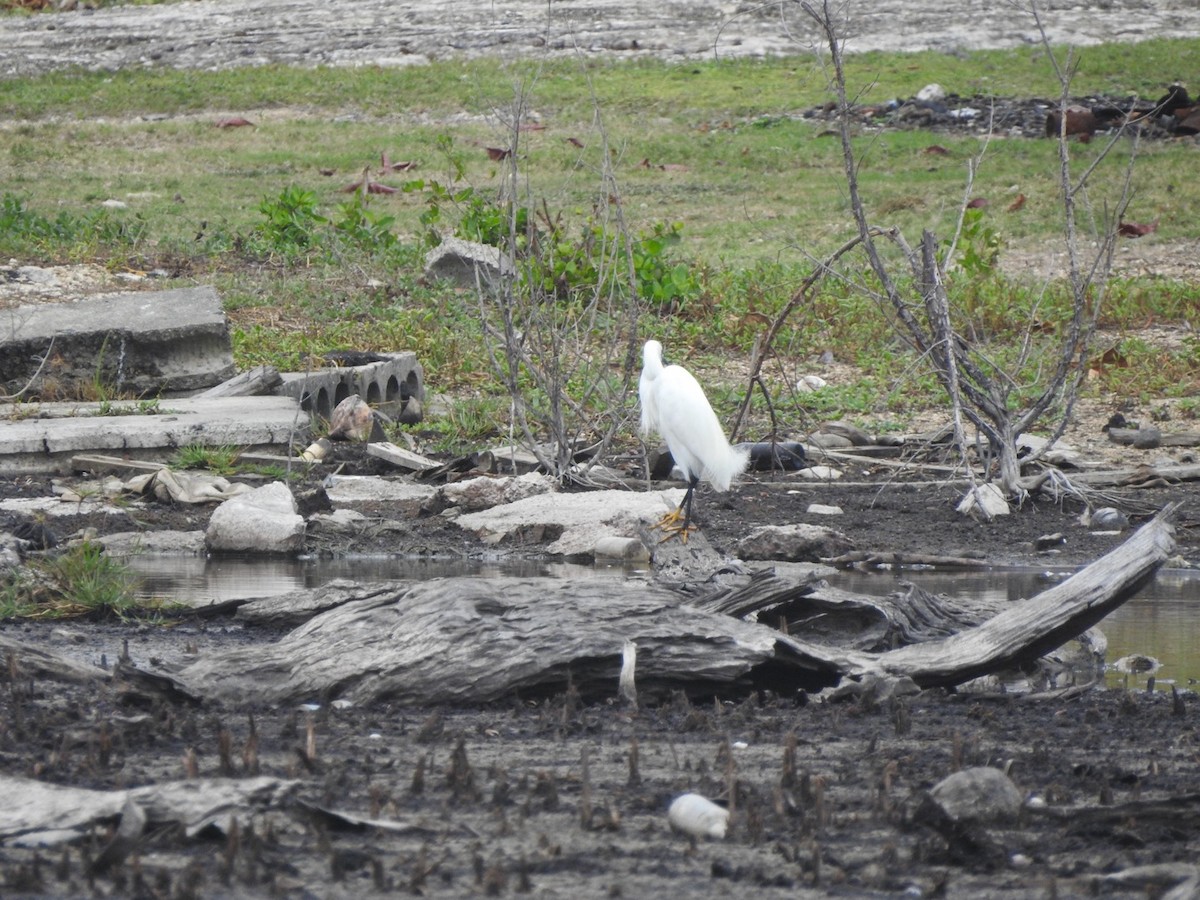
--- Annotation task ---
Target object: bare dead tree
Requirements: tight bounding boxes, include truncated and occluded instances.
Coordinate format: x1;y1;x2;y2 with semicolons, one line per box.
476;69;646;483
777;0;1134;499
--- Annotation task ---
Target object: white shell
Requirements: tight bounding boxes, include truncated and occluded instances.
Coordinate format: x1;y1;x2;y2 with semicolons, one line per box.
667;793;729;840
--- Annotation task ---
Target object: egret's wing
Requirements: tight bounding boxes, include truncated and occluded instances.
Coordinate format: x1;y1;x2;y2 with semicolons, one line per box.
654;366;747;490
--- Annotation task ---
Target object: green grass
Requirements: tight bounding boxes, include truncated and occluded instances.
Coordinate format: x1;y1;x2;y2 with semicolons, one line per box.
0;541;155;620
2;42;1199;448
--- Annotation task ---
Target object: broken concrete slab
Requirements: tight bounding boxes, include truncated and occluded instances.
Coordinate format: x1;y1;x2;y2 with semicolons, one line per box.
1;286;236;398
423;236;514;289
0;396;310;475
455;488;684;556
323;475;437;517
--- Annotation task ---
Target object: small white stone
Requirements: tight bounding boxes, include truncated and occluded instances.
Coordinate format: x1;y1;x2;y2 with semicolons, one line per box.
807;503;844;516
798;465;842;481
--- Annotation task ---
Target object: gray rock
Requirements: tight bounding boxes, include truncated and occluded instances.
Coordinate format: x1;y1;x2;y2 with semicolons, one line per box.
1086;506;1129;531
820;421;874;446
734;523;854;562
805;432;854;450
927;767;1023;825
806;503;843;516
206;482;305;555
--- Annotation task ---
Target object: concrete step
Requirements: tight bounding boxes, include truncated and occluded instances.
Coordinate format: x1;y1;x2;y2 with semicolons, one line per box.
0;397;310;475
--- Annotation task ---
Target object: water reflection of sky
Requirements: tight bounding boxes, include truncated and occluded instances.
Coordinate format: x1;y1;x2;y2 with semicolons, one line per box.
127;555;1200;686
832;568;1200;687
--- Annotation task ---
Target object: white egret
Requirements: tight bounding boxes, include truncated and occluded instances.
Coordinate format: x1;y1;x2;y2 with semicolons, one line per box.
639;340;749;541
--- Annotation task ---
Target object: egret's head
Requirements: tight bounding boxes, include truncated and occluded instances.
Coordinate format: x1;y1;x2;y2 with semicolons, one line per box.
643;340;664;369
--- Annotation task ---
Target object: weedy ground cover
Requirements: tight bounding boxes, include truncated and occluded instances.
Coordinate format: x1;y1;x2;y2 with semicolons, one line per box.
2;41;1198;448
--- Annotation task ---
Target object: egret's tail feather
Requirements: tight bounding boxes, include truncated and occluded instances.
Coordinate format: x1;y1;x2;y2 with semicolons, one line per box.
704;443;751;493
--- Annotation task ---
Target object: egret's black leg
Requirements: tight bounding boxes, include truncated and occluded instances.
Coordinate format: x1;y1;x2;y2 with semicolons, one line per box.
680;475;699;532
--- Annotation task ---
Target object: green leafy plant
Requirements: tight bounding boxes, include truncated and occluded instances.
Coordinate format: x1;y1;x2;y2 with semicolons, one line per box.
949;206;1003;279
255;186;327;253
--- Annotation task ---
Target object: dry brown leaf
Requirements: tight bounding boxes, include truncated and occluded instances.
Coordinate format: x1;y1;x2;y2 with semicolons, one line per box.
1118;219;1158;238
1006;193;1027;212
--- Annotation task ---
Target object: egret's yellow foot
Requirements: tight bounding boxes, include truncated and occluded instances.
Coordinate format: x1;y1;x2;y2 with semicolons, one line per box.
655;507;686;531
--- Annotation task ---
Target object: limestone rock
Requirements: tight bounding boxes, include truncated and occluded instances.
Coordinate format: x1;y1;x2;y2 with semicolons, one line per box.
206;482;305;554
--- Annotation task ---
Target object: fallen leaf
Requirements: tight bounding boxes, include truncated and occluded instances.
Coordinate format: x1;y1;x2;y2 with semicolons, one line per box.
215;117;254;128
380;152;417;173
1118;219;1158;237
1006;193;1026;212
485;147;512;161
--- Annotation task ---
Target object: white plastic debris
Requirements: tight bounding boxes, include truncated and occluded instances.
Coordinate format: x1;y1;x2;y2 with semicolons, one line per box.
668;793;729;840
796;374;827;393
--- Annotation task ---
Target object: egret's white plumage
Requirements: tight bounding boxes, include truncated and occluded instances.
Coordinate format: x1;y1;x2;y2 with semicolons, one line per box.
639;340;749;538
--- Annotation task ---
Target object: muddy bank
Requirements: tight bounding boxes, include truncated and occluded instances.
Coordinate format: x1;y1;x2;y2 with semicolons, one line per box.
4;0;1200;79
2;618;1199;899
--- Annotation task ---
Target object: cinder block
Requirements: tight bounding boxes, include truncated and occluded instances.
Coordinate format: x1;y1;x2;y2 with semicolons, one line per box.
277;351;424;422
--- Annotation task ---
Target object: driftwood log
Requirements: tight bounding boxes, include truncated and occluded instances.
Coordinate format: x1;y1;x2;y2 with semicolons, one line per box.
178;577;852;704
167;509;1177;705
